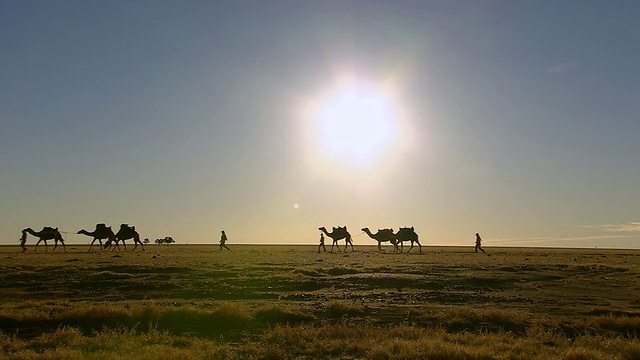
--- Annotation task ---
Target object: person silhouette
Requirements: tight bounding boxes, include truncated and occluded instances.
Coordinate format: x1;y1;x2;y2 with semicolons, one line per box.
220;230;230;251
318;233;326;253
475;233;485;253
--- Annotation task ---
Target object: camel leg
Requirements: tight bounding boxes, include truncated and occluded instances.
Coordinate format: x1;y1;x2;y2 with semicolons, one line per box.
407;242;414;253
133;239;144;251
416;241;422;252
52;239;65;252
53;240;64;252
106;240;118;251
20;237;27;252
35;239;44;252
89;239;97;252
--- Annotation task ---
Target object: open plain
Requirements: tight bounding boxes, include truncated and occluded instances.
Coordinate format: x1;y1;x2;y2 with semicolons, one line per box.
1;244;640;359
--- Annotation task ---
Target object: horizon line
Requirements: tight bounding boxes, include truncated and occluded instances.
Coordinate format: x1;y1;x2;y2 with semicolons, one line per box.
3;244;640;251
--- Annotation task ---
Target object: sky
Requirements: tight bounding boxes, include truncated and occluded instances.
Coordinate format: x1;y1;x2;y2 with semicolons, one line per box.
2;0;639;248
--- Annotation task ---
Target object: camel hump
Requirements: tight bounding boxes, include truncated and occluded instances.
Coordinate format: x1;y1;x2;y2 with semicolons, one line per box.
96;223;107;229
120;224;136;230
43;226;56;231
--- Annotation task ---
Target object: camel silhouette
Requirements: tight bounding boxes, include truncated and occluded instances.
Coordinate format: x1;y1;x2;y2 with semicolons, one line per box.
394;226;422;253
105;224;145;251
318;226;354;252
77;223;116;251
19;227;66;252
362;227;398;252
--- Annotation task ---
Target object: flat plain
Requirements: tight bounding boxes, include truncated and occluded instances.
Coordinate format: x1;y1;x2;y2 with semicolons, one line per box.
1;244;640;359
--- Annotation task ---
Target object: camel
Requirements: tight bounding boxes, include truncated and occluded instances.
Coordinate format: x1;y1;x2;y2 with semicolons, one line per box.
362;227;398;252
19;227;66;252
394;226;422;253
318;226;354;252
105;224;145;251
77;223;116;251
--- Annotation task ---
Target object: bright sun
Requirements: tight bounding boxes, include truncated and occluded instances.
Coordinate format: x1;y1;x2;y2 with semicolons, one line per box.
313;82;399;163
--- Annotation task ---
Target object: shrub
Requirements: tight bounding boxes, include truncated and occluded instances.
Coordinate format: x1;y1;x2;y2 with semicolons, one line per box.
255;306;315;325
157;303;251;334
325;301;366;318
434;307;530;335
563;348;605;360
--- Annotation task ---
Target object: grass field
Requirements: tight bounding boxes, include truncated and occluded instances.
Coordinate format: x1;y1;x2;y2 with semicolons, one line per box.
1;244;640;359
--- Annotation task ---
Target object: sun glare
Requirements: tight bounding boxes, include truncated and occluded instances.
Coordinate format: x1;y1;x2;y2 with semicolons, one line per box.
313;82;399;163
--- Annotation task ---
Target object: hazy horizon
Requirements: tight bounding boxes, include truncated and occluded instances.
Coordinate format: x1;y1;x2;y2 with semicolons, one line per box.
3;1;639;249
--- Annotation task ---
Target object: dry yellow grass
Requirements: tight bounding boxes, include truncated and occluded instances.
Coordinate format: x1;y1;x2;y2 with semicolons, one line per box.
1;244;639;358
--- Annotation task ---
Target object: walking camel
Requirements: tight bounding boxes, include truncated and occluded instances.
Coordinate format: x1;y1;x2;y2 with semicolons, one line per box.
362;227;398;252
394;226;422;253
19;227;66;252
319;226;354;252
77;223;117;251
104;224;145;251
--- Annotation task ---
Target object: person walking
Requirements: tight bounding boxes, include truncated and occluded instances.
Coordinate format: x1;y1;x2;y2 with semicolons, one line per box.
220;230;230;251
475;232;485;253
318;233;326;253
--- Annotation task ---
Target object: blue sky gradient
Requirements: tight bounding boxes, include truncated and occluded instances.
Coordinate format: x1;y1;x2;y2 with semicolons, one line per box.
2;1;639;247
